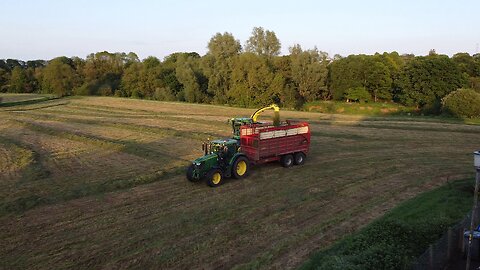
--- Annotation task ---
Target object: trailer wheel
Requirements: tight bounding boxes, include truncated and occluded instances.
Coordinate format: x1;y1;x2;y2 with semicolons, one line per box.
280;154;294;168
232;156;249;179
294;152;306;165
206;169;223;187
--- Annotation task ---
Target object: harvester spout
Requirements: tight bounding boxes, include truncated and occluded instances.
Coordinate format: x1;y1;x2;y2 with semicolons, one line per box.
250;104;280;126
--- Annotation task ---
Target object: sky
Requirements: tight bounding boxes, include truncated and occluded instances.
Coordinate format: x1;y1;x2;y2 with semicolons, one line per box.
0;0;479;60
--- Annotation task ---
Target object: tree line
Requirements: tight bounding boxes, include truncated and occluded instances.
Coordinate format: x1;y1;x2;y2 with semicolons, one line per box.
1;27;480;113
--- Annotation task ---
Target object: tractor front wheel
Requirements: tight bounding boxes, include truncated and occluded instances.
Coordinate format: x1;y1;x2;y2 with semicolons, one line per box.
186;164;198;182
206;169;223;187
232;156;249;179
280;154;294;168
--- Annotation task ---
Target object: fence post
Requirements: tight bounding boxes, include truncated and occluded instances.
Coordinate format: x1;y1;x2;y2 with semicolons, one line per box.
467;170;480;270
448;228;453;261
429;244;434;270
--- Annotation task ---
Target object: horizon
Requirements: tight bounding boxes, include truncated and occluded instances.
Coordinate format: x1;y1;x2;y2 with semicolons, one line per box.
1;0;479;61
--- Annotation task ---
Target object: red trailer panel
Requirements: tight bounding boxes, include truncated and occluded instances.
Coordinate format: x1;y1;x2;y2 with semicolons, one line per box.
240;121;311;164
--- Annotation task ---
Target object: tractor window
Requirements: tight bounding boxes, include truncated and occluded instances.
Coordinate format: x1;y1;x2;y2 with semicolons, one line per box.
233;123;241;137
211;144;222;153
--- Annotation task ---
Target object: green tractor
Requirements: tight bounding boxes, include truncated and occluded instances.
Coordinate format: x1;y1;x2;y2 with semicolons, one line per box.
186;138;250;187
186;105;279;187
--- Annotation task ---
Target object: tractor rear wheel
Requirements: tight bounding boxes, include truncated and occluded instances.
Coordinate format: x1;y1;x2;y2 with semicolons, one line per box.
293;152;306;165
232;156;249;179
186;164;198;182
206;169;223;187
280;154;294;168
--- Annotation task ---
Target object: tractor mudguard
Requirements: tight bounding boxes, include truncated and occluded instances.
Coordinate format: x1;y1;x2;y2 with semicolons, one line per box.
229;153;249;167
223;153;248;178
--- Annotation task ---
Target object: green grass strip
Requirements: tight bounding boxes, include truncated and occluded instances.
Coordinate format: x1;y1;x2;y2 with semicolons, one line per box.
300;178;473;270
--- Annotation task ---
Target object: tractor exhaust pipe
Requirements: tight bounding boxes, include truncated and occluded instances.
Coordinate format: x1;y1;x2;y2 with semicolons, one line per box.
202;142;208;156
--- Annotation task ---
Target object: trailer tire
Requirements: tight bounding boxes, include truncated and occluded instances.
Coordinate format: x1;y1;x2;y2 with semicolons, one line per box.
280;154;294;168
232;156;249;179
293;152;306;165
206;169;223;187
186;164;199;182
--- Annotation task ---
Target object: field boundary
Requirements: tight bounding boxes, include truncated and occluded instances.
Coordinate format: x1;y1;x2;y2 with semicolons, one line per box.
0;95;57;107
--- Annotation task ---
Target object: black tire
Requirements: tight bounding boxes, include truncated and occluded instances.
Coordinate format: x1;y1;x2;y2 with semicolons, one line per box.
232;156;250;179
186;164;198;182
293;152;306;165
205;169;223;187
280;154;294;168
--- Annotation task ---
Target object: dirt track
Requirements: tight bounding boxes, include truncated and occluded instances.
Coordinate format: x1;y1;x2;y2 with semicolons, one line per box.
0;97;478;269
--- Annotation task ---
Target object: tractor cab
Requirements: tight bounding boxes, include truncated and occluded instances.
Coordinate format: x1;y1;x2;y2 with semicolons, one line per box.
208;138;239;157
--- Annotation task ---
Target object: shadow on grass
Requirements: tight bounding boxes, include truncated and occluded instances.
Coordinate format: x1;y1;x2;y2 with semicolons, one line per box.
0;96;58;107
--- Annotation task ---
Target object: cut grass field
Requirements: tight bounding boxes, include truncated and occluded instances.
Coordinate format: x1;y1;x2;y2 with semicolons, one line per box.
0;96;479;269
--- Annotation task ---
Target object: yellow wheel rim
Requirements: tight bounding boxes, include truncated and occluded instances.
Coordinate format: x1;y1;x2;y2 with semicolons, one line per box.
236;160;247;176
212;172;221;185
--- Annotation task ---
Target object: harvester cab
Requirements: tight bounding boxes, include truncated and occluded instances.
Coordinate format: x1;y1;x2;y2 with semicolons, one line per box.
229;104;280;139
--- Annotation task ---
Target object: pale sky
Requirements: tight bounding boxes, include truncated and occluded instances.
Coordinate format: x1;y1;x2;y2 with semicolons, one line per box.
0;0;479;60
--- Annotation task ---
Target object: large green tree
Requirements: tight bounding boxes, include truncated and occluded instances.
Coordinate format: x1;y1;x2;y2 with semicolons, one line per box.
203;32;241;104
364;59;392;101
289;44;329;101
228;52;282;106
245;27;281;57
272;56;303;108
0;60;9;92
41;57;78;96
329;54;394;101
452;53;480;91
396;55;465;110
8;66;36;93
120;61;143;97
79;51;134;95
121;56;165;99
176;54;208;103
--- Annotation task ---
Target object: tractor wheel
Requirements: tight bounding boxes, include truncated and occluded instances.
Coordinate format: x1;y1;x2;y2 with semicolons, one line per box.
280;154;294;168
232;156;249;179
205;169;223;187
293;152;306;165
186;164;198;182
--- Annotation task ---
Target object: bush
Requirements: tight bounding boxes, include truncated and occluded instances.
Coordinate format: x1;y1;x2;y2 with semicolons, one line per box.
442;88;480;118
99;85;113;96
74;83;96;96
114;89;125;97
154;87;176;101
345;87;371;103
131;89;142;99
